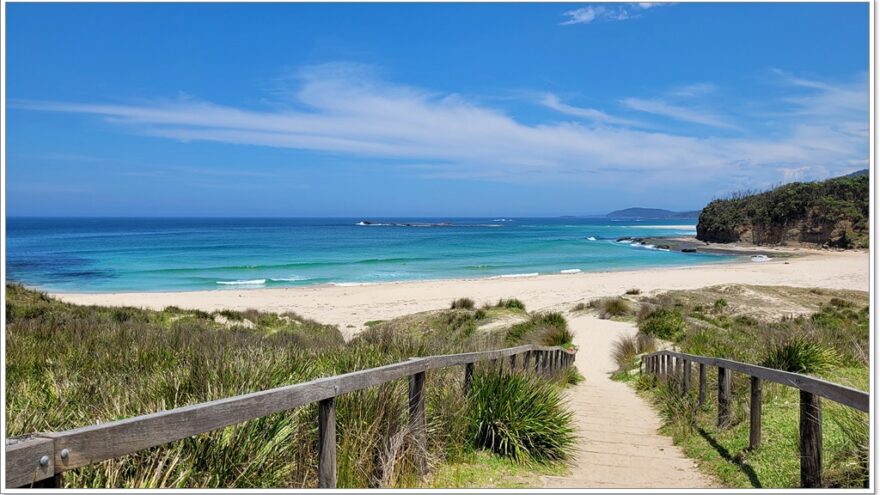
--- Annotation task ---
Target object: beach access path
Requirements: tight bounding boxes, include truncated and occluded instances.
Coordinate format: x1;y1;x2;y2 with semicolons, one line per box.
541;314;715;488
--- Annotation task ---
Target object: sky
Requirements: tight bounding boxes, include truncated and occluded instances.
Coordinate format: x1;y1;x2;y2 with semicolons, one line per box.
5;2;870;217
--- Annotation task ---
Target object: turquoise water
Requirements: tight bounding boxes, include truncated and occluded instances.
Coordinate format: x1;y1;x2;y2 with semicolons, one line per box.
6;217;736;292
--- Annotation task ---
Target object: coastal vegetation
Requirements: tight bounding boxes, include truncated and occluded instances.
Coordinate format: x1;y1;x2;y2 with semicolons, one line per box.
696;172;869;248
5;285;577;488
613;285;869;488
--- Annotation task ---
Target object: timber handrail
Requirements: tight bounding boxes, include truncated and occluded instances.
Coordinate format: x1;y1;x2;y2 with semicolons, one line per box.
5;344;576;489
642;349;869;488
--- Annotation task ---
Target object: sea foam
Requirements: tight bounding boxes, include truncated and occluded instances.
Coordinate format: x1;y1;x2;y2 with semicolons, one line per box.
216;279;267;286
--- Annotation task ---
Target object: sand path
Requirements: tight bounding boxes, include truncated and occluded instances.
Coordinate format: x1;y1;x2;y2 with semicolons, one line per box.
541;314;714;489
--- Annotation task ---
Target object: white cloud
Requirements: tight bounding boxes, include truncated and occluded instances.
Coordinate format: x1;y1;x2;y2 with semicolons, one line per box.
14;63;867;188
561;3;669;25
539;93;644;127
621;97;736;129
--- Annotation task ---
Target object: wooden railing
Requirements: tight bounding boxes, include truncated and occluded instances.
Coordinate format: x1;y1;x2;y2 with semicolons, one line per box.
6;344;576;489
642;350;869;488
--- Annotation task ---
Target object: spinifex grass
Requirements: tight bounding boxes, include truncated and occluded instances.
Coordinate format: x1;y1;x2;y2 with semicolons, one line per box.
622;286;869;488
5;284;576;488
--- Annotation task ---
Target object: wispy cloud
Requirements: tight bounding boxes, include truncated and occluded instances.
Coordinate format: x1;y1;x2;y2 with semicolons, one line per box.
561;3;669;25
13;62;867;188
539;93;643;127
621;97;736;129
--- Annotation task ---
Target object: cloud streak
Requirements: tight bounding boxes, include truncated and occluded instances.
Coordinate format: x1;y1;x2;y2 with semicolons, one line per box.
13;63;867;188
561;3;669;25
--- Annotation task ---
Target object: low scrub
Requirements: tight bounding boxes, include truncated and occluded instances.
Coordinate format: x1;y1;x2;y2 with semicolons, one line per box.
760;337;839;374
588;297;632;319
466;370;575;463
638;308;685;341
611;333;657;370
450;298;476;310
494;298;526;310
5;284;574;488
506;312;572;347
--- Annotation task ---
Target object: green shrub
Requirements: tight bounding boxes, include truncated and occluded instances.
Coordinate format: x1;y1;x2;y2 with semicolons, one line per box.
466;371;575;462
760;337;839;374
450;298;475;310
625;288;641;295
712;298;728;312
506;312;569;345
589;297;631;319
570;302;589;312
639;308;685;341
494;298;526;310
611;335;638;371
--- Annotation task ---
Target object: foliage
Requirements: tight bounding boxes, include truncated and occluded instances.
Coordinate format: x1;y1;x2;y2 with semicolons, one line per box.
638;308;685;341
450;298;476;310
696;174;869;248
588;297;632;319
466;370;575;463
494;298;526;310
505;312;571;347
5;284;576;488
618;286;869;488
760;337;839;374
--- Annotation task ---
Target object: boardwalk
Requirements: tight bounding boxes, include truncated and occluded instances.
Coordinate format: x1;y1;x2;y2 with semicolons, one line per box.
542;315;714;489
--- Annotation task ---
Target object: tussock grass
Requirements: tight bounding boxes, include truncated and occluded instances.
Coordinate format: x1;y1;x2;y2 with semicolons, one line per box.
494;298;526;311
5;284;577;488
588;297;632;319
619;286;869;488
466;371;575;463
611;333;657;371
450;298;475;310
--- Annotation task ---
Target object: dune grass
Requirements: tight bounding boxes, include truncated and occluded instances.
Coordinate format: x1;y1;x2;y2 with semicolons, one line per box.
5;284;577;488
619;287;869;488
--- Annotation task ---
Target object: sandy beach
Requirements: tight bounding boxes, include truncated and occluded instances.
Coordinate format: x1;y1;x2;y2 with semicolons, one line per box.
53;250;868;338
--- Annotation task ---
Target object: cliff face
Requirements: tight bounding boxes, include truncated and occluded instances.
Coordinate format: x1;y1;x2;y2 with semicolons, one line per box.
696;174;869;249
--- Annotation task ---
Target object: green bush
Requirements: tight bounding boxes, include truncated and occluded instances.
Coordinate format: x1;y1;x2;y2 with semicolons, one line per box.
506;312;571;346
450;298;476;310
639;308;685;341
466;371;575;462
760;337;839;374
494;298;526;310
589;297;631;319
625;288;641;295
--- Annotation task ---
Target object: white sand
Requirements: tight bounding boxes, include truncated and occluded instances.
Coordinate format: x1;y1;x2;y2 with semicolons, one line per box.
54;251;868;338
543;315;714;488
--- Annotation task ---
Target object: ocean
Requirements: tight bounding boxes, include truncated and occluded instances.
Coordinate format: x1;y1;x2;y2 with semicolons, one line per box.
5;217;736;292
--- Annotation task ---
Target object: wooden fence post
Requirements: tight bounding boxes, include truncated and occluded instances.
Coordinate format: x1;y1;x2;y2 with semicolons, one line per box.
749;376;762;451
541;351;549;374
534;351;542;373
318;397;337;488
463;362;474;394
717;367;731;428
698;363;707;406
799;391;822;488
523;351;531;371
683;359;691;394
509;353;517;370
409;371;428;476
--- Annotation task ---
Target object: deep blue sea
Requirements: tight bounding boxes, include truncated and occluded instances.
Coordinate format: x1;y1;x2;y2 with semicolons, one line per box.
5;217;736;292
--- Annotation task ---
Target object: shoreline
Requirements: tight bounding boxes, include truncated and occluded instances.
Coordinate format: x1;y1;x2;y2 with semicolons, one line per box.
30;238;834;296
49;250;868;338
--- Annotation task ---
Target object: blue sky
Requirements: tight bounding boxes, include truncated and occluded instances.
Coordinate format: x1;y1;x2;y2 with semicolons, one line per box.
6;2;869;217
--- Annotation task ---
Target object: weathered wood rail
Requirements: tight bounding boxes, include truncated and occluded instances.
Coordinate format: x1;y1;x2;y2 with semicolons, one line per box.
5;344;576;489
642;349;869;488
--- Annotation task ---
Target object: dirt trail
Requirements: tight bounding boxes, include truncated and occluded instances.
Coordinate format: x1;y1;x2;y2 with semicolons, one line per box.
541;314;715;489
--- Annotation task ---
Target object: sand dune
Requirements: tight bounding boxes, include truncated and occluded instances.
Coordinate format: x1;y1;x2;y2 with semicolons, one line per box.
53;251;867;338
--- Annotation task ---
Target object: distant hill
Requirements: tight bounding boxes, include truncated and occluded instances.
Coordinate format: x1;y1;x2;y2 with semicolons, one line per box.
606;207;701;219
696;173;869;248
844;169;869;178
